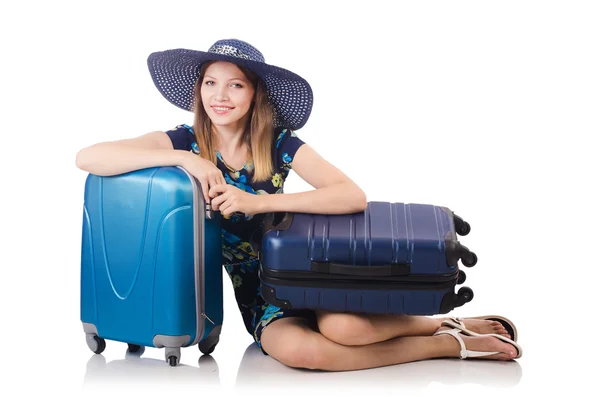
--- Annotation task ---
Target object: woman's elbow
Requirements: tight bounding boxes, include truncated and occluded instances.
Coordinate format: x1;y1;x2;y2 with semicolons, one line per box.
357;189;368;211
76;146;102;174
75;148;89;171
351;184;368;212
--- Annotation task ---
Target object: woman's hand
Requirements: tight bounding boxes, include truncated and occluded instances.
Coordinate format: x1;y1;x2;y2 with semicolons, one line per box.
208;185;264;217
182;154;226;203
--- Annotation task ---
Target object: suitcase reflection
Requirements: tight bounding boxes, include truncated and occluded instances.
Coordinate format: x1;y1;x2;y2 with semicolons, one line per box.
83;346;220;387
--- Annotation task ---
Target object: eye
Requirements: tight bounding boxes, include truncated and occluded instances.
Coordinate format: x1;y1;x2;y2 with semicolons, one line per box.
231;83;243;88
204;80;214;86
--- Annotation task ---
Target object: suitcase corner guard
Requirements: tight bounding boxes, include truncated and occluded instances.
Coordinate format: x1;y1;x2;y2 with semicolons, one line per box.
260;284;292;310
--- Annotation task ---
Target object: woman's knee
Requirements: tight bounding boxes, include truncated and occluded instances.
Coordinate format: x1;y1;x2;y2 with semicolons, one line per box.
316;311;375;346
274;335;326;370
261;319;328;370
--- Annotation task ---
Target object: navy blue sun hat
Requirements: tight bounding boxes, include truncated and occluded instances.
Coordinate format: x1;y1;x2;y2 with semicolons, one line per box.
147;39;313;130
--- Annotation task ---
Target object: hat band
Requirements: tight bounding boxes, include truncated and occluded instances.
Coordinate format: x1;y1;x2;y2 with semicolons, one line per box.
208;44;254;61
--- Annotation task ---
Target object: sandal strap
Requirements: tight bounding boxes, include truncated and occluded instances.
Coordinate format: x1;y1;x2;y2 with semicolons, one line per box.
442;318;480;337
434;328;500;359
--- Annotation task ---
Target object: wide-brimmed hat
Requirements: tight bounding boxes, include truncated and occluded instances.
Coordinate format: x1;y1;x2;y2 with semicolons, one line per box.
147;38;313;130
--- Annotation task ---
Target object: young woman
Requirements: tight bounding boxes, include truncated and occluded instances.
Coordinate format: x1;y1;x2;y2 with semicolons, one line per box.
76;39;522;371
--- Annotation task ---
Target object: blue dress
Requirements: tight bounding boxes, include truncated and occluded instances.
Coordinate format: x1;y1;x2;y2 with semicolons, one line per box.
165;124;317;354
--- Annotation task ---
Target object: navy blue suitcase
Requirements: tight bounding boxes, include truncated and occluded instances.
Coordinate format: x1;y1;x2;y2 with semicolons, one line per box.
258;201;477;315
80;166;223;366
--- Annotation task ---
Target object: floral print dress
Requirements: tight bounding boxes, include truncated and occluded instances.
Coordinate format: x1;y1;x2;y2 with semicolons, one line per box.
166;124;317;354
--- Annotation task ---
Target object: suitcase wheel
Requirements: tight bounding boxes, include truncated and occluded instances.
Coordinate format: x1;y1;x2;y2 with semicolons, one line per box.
165;347;181;367
457;286;474;305
127;344;141;353
461;252;478;267
198;336;219;355
441;286;474;312
453;214;471;236
457;270;467;285
457;221;471;236
86;334;106;354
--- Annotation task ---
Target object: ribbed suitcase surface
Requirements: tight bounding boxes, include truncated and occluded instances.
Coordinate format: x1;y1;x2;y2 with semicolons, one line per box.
259;201;477;315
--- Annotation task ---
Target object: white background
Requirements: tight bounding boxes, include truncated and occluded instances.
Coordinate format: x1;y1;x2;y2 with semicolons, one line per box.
1;0;599;396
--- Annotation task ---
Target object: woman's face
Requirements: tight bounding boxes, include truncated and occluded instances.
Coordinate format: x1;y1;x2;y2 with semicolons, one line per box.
200;61;255;129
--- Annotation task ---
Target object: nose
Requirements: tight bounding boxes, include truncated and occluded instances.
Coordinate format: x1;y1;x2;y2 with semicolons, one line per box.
215;85;229;101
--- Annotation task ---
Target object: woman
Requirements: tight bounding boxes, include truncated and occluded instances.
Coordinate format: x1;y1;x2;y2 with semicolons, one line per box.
76;38;522;371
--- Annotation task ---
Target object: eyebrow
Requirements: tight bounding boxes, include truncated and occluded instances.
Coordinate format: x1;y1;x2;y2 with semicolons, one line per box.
204;74;246;82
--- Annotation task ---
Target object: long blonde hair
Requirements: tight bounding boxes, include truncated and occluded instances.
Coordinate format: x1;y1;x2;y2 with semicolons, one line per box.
191;61;275;182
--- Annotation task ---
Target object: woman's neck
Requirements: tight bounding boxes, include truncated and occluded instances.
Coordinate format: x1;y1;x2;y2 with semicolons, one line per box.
213;124;247;154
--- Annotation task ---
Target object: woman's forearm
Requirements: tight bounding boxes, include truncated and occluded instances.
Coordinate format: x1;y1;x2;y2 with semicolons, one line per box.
76;143;192;176
259;182;367;215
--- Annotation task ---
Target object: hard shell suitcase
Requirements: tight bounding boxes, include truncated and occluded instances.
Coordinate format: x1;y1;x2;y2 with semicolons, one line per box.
80;166;223;366
259;201;477;315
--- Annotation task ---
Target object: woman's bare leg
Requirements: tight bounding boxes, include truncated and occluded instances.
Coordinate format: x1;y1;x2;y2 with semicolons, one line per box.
316;311;511;346
260;317;517;372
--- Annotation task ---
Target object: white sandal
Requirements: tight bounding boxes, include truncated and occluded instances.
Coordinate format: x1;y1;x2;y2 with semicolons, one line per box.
434;328;506;360
451;315;519;341
442;319;479;337
435;326;523;359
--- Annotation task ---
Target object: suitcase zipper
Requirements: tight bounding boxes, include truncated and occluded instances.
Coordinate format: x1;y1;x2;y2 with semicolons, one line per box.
261;266;458;284
260;265;459;290
202;312;215;326
205;203;214;219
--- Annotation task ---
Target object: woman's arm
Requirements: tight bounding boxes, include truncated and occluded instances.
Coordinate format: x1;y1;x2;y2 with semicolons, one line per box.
75;131;194;176
259;144;367;214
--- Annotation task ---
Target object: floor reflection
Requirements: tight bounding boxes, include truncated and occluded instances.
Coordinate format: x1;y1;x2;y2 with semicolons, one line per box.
82;347;220;388
235;343;522;391
82;342;522;391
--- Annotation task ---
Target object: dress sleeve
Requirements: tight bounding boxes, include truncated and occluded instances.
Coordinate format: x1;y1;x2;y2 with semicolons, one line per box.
274;128;305;172
165;124;198;153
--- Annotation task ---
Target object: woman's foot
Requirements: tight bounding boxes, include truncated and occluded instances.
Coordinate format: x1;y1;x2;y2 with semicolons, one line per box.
456;318;512;339
435;326;518;360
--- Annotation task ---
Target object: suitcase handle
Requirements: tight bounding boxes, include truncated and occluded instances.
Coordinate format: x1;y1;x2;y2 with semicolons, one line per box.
310;261;410;276
261;212;294;234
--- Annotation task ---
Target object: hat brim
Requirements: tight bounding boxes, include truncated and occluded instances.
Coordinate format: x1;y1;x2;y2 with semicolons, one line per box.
147;49;313;130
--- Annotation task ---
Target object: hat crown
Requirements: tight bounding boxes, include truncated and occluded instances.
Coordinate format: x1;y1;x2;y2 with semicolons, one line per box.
208;39;265;63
